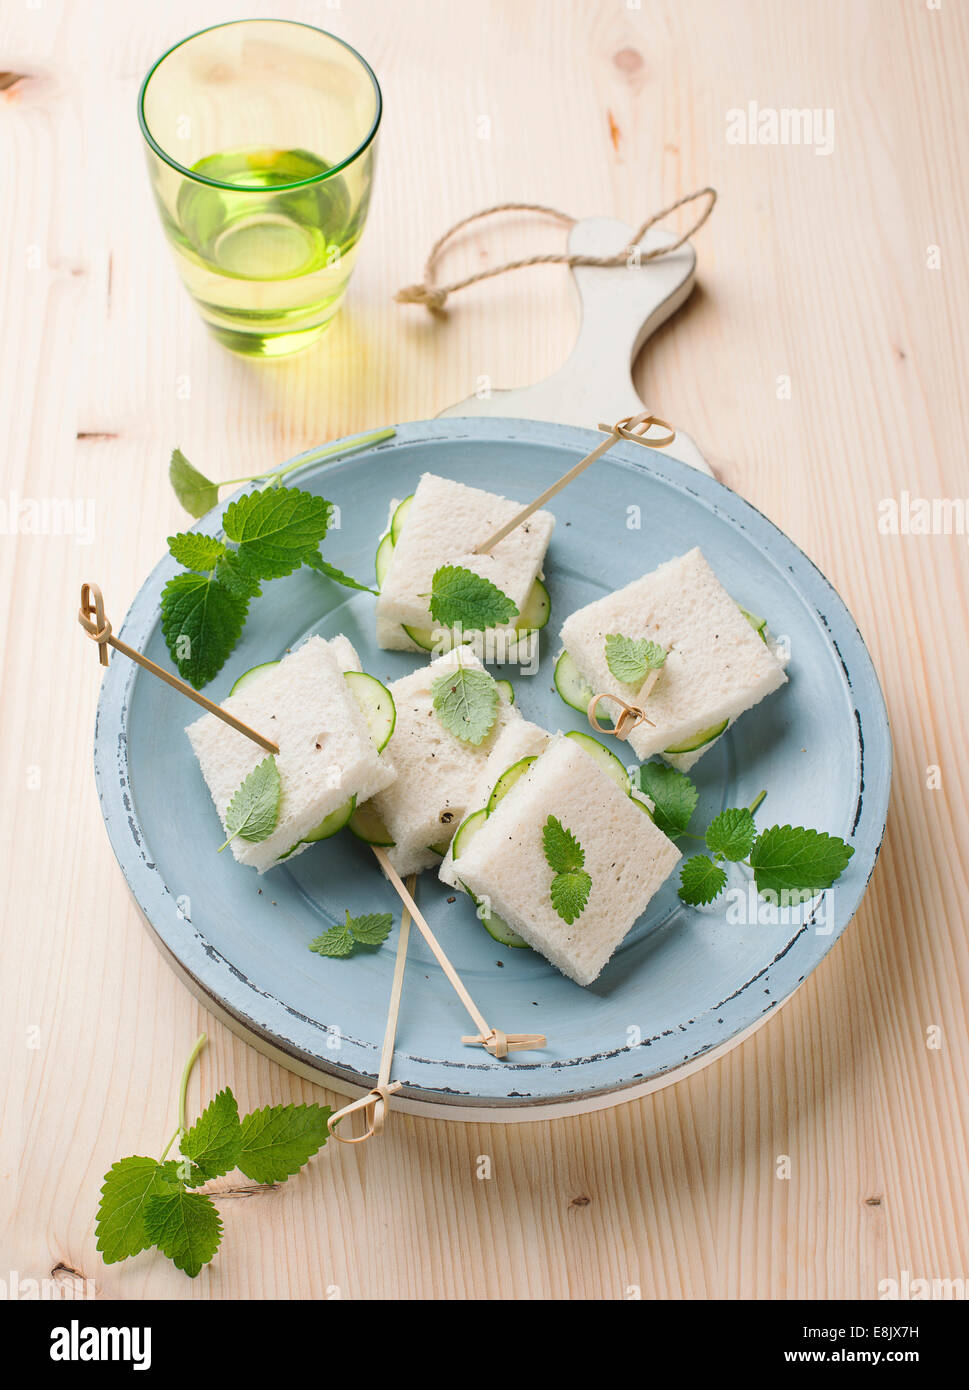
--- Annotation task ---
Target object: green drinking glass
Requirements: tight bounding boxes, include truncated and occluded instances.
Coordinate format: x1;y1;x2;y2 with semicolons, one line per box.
138;19;381;357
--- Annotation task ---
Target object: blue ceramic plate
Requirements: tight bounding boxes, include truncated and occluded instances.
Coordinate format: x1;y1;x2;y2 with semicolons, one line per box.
93;419;890;1111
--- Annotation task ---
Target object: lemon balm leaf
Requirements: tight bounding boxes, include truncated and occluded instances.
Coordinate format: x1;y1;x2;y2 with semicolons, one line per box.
678;855;727;906
634;763;699;838
143;1190;223;1279
542;815;585;874
604;633;667;684
236;1103;331;1184
427;565;519;631
95;1157;183;1265
170;448;219;519
160;571;249;690
222;487;333;580
705;807;757;861
221;757;281;849
432;666;500;745
179;1088;242;1182
750;825;854;900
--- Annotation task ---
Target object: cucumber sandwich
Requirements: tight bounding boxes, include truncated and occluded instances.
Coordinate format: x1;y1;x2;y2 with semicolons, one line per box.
558;548;788;771
374;472;554;662
440;733;681;986
186;635;396;874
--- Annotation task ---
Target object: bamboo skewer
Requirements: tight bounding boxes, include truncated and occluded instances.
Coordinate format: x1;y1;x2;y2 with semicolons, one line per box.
327;875;415;1143
79;582;546;1064
372;847;545;1057
472;410;676;555
78;583;279;755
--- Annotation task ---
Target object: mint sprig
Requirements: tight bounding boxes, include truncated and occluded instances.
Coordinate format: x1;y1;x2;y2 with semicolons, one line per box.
163;435;398;688
543;815;592;924
605;633;667;685
219;757;281;851
431;666;500;745
426;565;519;631
645;773;856;908
309;909;394;959
95;1035;330;1278
168;432;396;521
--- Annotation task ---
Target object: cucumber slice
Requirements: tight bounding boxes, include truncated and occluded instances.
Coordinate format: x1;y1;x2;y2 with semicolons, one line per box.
553;650;594;714
565;730;631;793
229;660;279;696
451;807;487;859
278;795;356;860
515;577;550;633
427;841;449;857
401;622;439;652
344;670;396;752
739;606;769;643
663;718;729;755
496;679;514;705
348;802;395;847
390;494;414;543
469;891;530;949
486;756;537;814
375;531;394;588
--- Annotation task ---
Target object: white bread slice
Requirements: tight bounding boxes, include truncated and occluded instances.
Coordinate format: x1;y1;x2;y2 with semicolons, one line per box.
375;472;554;657
559;548;788;765
368;648;535;877
442;735;680;986
186;635;396;873
439;717;551;885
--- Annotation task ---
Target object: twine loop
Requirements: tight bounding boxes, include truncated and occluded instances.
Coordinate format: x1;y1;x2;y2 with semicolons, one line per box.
395;187;716;312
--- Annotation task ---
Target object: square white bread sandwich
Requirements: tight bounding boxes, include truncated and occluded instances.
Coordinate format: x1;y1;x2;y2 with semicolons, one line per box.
440;733;681;987
186;635;396;874
374;472;554;661
558;548;788;771
360;648;547;878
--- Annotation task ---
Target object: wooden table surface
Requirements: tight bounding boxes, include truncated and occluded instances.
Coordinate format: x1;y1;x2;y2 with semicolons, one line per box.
3;0;968;1301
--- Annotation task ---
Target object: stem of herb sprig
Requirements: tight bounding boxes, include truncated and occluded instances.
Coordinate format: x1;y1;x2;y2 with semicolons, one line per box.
748;789;767;816
159;1032;207;1161
215;427;396;491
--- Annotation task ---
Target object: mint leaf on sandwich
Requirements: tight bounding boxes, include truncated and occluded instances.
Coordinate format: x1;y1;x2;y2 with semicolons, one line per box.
222;487;333;581
432;666;500;745
634;762;699;838
427;565;519;631
604;633;667;685
543;815;591;924
219;757;281;851
542;814;585;874
749;825;854;901
169;448;219;519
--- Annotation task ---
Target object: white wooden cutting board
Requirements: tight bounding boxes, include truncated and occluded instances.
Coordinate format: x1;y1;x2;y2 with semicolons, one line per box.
439;216;712;476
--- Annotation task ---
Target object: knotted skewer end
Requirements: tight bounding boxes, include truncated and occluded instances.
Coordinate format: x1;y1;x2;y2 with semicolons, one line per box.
461;1030;547;1058
79;581;112;666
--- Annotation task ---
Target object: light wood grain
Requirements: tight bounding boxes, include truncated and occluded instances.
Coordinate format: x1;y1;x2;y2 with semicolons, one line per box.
2;0;968;1300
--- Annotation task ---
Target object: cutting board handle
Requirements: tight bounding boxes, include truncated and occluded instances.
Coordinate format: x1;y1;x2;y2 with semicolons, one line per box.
439;216;711;475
